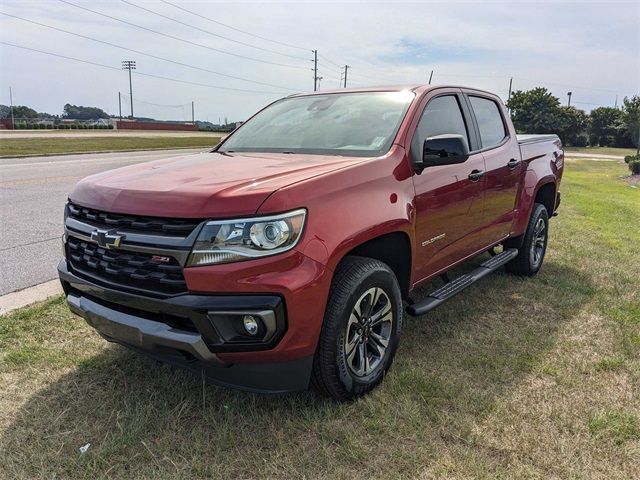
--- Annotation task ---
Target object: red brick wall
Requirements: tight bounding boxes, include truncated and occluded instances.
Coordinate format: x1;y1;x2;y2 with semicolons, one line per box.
115;120;198;131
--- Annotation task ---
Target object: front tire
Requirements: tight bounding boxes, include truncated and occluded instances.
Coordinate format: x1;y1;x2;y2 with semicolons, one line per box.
505;203;549;276
311;256;402;401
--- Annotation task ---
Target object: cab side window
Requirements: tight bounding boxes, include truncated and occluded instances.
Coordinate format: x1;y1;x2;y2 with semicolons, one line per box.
411;95;469;163
469;96;507;149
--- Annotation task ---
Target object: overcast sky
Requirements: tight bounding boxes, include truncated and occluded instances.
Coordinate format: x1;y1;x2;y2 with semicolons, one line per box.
1;0;638;122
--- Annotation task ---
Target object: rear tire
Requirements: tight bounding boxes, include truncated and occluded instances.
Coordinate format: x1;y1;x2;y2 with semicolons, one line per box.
505;203;549;276
311;256;402;401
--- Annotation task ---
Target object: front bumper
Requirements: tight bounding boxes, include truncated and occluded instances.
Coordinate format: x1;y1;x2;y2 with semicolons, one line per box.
59;260;313;393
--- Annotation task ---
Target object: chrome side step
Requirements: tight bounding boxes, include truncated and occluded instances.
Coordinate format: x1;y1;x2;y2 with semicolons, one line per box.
406;248;518;316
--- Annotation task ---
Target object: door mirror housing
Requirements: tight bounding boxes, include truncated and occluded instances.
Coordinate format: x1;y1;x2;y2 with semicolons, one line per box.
416;134;470;171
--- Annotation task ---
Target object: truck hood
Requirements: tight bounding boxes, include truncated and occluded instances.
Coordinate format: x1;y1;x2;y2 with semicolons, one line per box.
70;151;367;218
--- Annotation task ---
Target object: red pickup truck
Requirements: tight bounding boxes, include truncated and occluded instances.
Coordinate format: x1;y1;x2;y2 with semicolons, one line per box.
58;85;563;401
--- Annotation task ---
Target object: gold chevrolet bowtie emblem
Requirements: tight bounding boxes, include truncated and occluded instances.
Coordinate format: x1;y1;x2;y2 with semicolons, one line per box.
90;229;124;249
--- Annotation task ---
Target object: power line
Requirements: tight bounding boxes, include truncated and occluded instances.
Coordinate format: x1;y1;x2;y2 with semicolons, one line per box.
158;0;310;52
135;70;288;95
0;41;290;95
57;0;309;71
318;54;344;70
119;0;309;61
120;93;190;109
513;77;633;95
317;61;343;76
118;93;182;108
0;12;299;92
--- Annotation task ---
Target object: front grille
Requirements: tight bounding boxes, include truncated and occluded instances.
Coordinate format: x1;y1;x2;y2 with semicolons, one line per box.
67;236;187;295
68;202;202;237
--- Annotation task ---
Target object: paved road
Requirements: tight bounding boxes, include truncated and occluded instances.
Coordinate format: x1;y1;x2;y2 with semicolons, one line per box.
564;152;625;160
0;148;207;295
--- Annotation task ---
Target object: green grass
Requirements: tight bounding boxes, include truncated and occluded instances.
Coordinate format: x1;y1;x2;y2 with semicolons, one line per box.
0;136;221;157
1;160;638;479
564;146;637;157
589;410;640;445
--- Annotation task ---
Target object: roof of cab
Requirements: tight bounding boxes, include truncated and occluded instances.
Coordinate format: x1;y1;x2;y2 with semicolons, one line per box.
288;85;422;96
287;84;497;98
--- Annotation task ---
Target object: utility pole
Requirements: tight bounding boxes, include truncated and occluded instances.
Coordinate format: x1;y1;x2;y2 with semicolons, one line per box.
507;77;513;102
567;91;572;107
312;50;318;92
118;92;122;120
343;65;349;88
122;60;136;118
428;70;433;85
9;86;15;129
191;101;195;123
614;95;618;109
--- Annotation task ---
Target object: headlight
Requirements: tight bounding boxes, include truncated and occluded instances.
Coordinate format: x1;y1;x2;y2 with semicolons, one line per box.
187;209;306;266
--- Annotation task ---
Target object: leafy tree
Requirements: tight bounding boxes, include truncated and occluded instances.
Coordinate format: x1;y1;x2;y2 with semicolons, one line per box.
622;96;640;154
62;103;109;120
506;88;565;135
557;106;590;146
0;104;38;119
589;107;624;146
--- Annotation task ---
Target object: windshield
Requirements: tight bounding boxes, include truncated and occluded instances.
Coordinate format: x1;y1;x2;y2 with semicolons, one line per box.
219;91;415;157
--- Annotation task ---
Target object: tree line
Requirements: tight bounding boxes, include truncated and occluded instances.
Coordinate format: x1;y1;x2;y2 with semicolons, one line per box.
0;104;109;120
506;87;639;150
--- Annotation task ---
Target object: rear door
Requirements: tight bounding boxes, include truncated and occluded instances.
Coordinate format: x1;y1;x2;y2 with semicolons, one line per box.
465;93;522;242
410;92;487;282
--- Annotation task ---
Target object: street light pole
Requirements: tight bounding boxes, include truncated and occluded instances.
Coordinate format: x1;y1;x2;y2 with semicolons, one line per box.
9;86;15;129
567;91;572;107
122;60;136;118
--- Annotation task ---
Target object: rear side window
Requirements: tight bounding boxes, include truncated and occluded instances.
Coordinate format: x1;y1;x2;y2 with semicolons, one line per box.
469;96;507;148
411;95;469;161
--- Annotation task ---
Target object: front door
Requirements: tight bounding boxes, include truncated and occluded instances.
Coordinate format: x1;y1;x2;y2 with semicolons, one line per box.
411;93;487;282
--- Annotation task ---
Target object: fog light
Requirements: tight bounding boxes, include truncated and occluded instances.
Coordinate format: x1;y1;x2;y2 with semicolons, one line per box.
242;315;259;336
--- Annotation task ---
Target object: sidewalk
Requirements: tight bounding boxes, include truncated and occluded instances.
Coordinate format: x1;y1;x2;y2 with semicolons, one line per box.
0;280;62;315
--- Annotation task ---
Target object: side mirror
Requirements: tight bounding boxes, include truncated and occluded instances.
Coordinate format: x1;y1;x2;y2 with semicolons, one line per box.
416;134;470;171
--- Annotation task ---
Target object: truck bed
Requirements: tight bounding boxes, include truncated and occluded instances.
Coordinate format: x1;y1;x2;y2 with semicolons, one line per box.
516;134;560;145
516;134;562;163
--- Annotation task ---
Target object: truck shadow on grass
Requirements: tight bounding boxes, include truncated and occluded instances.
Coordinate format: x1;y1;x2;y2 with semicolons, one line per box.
2;259;595;478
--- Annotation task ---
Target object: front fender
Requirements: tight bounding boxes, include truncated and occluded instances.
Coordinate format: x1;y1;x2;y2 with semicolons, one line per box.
257;147;416;272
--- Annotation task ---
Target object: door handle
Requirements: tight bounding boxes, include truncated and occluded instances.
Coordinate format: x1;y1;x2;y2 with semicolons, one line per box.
507;158;521;169
468;169;485;181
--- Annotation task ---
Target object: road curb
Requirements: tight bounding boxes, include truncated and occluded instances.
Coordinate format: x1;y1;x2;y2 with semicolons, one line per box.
0;280;63;316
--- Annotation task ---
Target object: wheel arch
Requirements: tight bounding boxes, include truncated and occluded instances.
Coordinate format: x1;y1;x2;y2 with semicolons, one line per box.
534;181;557;216
336;231;413;299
